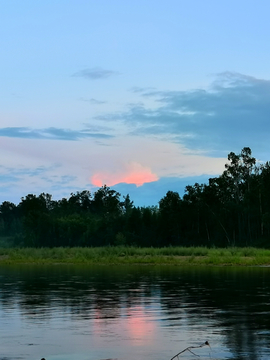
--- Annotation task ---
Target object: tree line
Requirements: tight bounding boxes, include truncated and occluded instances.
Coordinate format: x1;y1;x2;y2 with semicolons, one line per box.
1;147;270;248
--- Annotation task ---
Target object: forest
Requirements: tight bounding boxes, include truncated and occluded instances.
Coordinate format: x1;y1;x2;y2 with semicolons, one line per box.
1;147;270;248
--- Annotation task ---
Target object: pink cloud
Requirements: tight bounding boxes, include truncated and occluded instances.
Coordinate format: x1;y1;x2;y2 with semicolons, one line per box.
91;162;159;187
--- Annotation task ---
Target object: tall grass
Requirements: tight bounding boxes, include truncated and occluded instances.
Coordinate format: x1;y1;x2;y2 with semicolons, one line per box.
0;246;270;265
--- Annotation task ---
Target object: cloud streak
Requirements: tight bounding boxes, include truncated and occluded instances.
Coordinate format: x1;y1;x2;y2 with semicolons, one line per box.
0;127;114;141
72;67;119;80
79;97;107;104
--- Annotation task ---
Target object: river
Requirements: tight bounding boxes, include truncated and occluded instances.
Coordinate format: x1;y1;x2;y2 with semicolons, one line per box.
0;265;270;360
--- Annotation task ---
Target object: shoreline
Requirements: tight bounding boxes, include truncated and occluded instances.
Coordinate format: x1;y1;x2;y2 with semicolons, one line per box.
1;246;270;266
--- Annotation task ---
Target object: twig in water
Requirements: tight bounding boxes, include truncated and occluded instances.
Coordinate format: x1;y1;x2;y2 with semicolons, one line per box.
170;341;211;360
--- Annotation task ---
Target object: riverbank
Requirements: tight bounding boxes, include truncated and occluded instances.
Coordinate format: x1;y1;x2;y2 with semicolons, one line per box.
0;246;270;265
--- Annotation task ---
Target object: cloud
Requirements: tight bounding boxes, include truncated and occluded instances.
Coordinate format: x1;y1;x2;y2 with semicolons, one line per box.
0;127;114;141
4;72;267;206
0;162;81;204
0;134;226;206
129;86;156;93
79;97;107;104
72;67;119;80
91;162;159;187
107;72;270;156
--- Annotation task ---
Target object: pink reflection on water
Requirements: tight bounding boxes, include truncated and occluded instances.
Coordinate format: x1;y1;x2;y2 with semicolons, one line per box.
92;306;157;347
125;306;156;345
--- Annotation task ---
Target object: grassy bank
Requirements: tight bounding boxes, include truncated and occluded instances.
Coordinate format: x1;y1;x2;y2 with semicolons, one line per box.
0;246;270;265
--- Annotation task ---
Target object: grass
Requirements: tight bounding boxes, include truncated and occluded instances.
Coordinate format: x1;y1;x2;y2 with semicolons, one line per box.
0;246;270;265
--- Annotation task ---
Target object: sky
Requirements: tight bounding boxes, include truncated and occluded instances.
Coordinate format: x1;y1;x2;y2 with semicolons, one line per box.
1;0;270;207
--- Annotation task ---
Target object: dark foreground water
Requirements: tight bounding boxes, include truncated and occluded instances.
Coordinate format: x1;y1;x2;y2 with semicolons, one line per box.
0;265;270;360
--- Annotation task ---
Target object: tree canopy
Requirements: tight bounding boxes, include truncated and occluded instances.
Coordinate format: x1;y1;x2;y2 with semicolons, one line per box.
1;147;270;248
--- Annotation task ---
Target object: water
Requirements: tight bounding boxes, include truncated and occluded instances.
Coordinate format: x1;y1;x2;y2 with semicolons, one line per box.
0;265;270;360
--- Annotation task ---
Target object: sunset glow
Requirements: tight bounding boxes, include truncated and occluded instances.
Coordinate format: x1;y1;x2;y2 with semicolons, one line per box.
1;1;270;207
91;162;159;187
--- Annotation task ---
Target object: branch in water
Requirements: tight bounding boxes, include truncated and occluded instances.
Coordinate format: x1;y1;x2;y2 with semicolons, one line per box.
40;341;211;360
170;341;211;360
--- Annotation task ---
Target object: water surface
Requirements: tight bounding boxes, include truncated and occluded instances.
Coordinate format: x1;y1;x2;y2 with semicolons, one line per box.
0;265;270;360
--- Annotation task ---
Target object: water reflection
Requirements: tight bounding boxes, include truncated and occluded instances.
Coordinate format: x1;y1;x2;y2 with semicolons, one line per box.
0;265;270;360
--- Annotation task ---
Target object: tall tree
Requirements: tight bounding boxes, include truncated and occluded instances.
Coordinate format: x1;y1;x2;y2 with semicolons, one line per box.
0;201;17;235
159;191;183;245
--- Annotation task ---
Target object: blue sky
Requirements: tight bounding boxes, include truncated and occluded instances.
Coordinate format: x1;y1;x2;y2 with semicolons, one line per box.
1;0;270;206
